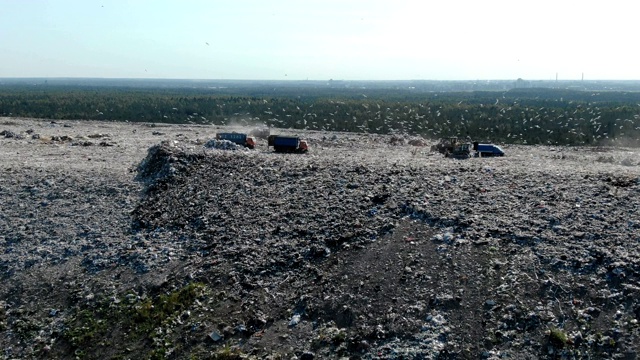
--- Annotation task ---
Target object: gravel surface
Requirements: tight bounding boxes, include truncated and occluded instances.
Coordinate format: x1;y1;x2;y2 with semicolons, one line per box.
1;117;640;359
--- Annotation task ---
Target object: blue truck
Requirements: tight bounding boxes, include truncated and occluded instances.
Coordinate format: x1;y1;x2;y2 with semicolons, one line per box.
473;142;505;157
215;132;256;149
268;135;309;153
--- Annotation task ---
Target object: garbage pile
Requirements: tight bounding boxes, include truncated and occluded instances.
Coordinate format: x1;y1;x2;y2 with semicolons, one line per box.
135;140;206;189
1;130;22;139
125;143;640;359
1;123;640;359
204;138;244;151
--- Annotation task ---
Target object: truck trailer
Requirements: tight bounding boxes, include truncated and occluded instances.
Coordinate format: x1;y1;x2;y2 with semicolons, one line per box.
268;135;309;153
215;133;256;149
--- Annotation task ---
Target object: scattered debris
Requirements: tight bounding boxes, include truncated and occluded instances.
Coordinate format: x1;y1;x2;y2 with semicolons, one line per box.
0;120;639;359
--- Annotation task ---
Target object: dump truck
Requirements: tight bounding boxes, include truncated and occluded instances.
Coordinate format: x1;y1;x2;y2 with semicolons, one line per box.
215;132;256;149
268;135;309;153
473;142;505;157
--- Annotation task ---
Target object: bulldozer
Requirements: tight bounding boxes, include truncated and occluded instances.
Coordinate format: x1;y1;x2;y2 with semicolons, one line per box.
431;137;460;155
445;142;473;159
432;137;474;159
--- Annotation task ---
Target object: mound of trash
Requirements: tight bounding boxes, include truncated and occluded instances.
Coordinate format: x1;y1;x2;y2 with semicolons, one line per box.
2;119;640;359
1;130;22;139
135;140;204;187
203;138;244;150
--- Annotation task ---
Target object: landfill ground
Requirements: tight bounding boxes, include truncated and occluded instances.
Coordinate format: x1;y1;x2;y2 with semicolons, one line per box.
1;117;640;359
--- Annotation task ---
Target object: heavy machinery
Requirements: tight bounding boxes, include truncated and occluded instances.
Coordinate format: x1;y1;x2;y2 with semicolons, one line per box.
433;137;505;158
445;142;473;159
268;135;309;153
431;137;461;155
215;132;256;149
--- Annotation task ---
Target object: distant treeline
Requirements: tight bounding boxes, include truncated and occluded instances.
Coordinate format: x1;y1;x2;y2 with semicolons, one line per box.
1;84;640;146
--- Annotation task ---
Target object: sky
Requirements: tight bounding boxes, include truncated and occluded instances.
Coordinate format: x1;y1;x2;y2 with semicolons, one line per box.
0;0;638;81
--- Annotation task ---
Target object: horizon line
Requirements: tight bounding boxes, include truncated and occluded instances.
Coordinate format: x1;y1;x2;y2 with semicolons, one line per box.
2;77;640;82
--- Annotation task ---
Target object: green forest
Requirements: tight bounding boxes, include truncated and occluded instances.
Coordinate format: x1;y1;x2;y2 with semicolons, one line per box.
2;83;640;146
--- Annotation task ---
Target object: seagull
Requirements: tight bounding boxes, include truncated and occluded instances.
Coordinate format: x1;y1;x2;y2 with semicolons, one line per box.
206;42;209;46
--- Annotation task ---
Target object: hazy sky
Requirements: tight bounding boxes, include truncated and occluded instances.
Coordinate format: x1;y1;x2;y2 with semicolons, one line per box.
1;0;637;80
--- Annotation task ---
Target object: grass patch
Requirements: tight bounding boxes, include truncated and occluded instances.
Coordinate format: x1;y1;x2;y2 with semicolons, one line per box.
210;344;244;359
64;309;109;348
549;327;568;347
131;282;205;334
62;282;207;359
